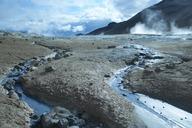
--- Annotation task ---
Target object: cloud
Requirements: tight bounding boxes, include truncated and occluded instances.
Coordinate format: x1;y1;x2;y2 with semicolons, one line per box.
72;25;84;32
60;25;72;31
111;0;162;18
0;0;162;36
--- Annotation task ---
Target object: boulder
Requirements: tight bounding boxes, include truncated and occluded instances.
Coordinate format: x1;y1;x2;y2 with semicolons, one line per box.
107;45;116;49
40;107;85;128
2;79;15;91
54;53;63;60
104;74;110;78
165;63;176;69
44;66;55;73
8;90;19;100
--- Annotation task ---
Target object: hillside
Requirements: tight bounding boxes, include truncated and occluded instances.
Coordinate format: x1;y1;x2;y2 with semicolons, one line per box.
88;0;192;35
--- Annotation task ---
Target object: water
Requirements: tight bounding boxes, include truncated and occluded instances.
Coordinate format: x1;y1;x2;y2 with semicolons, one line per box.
1;35;192;127
15;84;51;115
0;52;57;116
107;44;192;128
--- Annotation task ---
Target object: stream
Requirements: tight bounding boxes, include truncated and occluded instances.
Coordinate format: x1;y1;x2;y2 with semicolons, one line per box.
0;52;58;115
108;44;192;128
0;43;192;128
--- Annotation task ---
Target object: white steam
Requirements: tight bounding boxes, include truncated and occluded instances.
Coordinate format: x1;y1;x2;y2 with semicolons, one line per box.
170;23;192;35
130;9;192;35
130;23;163;35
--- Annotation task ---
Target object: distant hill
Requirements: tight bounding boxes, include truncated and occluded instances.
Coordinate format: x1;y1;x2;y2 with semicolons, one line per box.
88;0;192;35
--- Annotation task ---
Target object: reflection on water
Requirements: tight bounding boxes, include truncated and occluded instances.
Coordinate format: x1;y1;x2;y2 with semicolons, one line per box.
15;84;51;115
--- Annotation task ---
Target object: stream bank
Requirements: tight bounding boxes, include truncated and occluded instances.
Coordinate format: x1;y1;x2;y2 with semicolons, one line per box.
107;44;192;128
1;33;192;128
0;45;105;128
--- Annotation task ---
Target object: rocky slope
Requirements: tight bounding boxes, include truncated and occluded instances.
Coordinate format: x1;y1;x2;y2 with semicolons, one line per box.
88;0;192;35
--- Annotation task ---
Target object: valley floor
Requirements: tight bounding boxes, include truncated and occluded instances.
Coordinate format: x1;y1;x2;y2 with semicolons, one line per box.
0;33;192;128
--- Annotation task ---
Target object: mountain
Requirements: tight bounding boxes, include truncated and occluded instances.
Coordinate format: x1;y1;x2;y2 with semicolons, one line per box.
88;0;192;35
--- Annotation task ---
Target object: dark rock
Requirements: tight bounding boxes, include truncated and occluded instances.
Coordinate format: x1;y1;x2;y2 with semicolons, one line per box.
166;63;176;69
0;41;2;43
8;90;19;100
123;46;129;49
144;54;154;59
143;69;154;76
154;67;163;73
104;74;110;78
45;66;55;73
30;114;40;121
3;79;15;91
14;65;22;70
47;58;52;62
138;60;145;66
153;56;164;59
62;50;68;54
89;83;93;86
54;53;63;60
58;118;69;128
139;52;146;56
53;49;59;53
63;53;70;58
32;57;39;60
54;107;72;118
40;107;85;128
179;56;192;62
67;116;85;126
8;69;22;77
40;58;46;63
107;45;116;49
125;57;139;65
18;62;25;66
41;114;60;128
144;54;164;60
31;60;40;67
29;67;35;72
122;94;127;97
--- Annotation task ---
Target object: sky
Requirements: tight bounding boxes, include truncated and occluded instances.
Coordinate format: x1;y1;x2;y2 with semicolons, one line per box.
0;0;161;36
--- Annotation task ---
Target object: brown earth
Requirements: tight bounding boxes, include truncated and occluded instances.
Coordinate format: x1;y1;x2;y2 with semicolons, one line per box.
20;42;146;128
0;34;51;75
124;38;192;113
1;33;192;128
0;33;51;128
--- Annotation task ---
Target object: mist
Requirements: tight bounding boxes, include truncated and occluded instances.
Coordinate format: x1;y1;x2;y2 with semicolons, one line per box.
130;9;192;35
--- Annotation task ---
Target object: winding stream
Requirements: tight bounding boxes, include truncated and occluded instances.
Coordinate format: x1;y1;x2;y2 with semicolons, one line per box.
0;53;57;115
0;43;192;128
108;44;192;128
